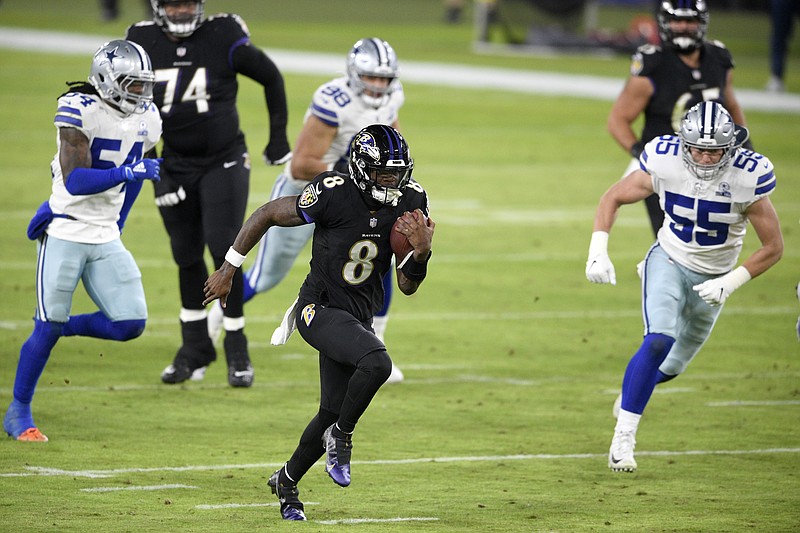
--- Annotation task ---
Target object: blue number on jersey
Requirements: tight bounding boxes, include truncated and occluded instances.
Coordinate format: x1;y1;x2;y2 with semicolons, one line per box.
732;150;762;172
664;191;730;246
320;85;352;108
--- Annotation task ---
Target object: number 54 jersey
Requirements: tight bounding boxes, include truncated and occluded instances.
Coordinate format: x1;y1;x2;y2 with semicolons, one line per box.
642;135;776;275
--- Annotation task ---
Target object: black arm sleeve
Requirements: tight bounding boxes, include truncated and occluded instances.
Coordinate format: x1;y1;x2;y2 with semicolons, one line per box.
232;43;289;144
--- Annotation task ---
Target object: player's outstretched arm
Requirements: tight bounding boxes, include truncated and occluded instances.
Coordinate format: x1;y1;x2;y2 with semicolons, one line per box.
203;196;304;306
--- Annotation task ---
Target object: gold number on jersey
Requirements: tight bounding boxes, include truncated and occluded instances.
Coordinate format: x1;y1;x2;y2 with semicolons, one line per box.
342;240;378;285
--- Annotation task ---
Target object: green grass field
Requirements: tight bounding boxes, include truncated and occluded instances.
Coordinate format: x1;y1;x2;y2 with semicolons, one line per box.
0;1;798;531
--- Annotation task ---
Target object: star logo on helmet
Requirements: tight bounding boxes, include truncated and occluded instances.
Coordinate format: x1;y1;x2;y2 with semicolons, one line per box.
105;46;120;63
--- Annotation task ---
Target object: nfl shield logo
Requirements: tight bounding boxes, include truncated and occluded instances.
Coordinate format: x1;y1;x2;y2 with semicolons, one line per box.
177;47;187;57
369;217;377;228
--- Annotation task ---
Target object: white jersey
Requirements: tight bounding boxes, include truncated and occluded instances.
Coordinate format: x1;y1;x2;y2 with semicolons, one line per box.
285;76;404;179
642;135;776;275
47;91;162;244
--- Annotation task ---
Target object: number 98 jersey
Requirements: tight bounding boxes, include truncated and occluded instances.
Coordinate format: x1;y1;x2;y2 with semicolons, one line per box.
642;135;776;275
295;172;429;322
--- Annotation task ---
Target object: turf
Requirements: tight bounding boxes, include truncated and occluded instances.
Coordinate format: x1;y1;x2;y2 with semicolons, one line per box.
0;1;798;531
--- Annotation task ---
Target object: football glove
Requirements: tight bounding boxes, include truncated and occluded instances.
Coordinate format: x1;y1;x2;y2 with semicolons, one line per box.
692;266;751;306
263;140;292;165
154;177;186;207
585;231;616;285
122;158;161;182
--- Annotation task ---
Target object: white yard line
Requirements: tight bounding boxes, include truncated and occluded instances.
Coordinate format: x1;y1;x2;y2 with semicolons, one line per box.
1;26;799;113
80;484;198;492
2;448;798;478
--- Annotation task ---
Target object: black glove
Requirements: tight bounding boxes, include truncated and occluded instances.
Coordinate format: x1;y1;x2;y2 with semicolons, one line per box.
263;139;292;165
629;141;644;160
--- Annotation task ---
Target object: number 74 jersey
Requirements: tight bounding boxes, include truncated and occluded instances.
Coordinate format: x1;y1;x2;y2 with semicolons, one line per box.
642;134;777;275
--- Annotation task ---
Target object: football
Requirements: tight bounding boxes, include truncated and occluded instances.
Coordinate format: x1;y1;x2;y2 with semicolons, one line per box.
390;217;414;261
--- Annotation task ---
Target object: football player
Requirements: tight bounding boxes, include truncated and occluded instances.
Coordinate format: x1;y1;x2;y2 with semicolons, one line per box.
203;125;434;520
587;102;783;472
207;38;408;383
126;0;292;388
3;40;162;442
608;0;749;238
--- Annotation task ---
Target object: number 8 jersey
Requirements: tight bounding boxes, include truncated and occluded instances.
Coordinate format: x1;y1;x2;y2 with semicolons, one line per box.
642;135;776;275
295;171;429;323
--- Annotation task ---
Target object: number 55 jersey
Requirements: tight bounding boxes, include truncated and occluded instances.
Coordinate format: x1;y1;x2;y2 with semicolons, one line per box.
642;135;776;275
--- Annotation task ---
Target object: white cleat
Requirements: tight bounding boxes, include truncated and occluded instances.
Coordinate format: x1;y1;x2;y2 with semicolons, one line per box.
207;302;224;344
385;362;404;384
608;430;637;472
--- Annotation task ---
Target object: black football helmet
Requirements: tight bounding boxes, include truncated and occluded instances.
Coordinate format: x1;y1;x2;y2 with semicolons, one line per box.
151;0;205;38
349;124;413;206
657;0;709;53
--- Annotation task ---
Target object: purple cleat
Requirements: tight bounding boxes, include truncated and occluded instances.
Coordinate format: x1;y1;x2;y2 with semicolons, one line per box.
268;469;306;521
322;424;352;487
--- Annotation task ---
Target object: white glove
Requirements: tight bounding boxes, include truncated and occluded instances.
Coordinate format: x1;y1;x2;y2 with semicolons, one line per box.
585;231;616;285
692;266;751;306
155;185;186;207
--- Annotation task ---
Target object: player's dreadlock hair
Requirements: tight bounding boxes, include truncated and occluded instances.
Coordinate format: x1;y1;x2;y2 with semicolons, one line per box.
59;81;99;99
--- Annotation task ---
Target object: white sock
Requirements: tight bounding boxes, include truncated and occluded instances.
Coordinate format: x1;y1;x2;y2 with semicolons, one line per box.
372;315;388;342
615;409;642;434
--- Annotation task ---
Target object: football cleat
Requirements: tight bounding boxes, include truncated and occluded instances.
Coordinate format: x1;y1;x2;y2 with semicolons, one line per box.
268;469;306;521
385;362;404;384
4;400;47;442
16;427;48;442
207;302;224;345
224;331;253;388
322;424;352;487
608;430;637;472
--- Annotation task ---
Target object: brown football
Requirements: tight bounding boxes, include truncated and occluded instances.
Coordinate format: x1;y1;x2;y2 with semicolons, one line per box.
390;216;414;261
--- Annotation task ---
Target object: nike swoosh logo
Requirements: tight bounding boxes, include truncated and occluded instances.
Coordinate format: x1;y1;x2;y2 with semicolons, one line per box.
233;370;253;377
610;455;622;464
223;161;237;168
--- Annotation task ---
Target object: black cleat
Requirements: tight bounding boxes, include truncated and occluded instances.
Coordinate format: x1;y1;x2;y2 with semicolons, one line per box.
268;469;306;521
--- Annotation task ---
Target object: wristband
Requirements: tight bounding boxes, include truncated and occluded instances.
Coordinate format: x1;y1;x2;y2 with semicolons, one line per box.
725;265;752;291
400;251;431;282
588;231;609;258
225;246;246;268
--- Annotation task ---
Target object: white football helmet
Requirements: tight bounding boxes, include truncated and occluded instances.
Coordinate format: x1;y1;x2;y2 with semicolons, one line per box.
151;0;205;38
89;40;155;116
346;38;399;108
679;101;747;180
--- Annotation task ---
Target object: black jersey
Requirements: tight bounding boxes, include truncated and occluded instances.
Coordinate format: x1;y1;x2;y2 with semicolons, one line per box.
126;15;251;159
295;173;430;323
632;40;734;143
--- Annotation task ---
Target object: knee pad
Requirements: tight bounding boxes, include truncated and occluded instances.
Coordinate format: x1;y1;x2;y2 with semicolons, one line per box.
643;333;675;364
109;319;146;341
360;350;392;382
33;319;63;341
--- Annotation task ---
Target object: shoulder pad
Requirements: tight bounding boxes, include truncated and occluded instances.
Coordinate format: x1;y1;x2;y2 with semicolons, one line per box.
706;39;728;50
207;13;250;36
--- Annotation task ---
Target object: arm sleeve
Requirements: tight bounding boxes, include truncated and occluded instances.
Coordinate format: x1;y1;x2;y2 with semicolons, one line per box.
232;44;289;144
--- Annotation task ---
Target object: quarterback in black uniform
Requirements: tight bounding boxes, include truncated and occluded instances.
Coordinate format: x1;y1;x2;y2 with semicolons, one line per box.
126;0;292;387
607;0;748;237
203;125;434;521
